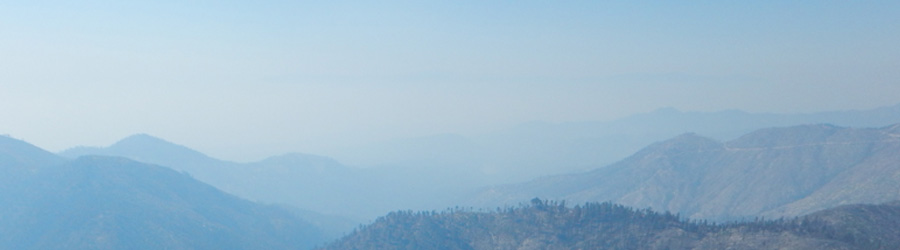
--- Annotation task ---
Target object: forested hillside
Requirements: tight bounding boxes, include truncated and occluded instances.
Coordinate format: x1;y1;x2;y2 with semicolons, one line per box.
324;199;900;250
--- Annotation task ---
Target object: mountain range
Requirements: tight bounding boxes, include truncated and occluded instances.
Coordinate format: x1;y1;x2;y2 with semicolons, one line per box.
0;136;324;249
60;134;473;223
470;123;900;221
2;104;900;248
329;103;900;183
57;104;900;225
56;103;900;223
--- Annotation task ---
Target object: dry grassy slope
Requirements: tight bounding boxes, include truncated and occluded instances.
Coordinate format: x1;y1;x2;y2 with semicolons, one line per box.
767;125;900;217
473;124;900;221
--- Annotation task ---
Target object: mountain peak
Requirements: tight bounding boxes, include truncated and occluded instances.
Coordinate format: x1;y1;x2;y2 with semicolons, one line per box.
619;133;723;164
113;133;176;148
111;133;196;152
61;134;225;170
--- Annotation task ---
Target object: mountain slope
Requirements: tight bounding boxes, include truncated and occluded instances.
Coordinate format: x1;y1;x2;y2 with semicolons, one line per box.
59;134;477;221
0;135;65;172
59;134;237;177
768;124;900;216
472;124;900;220
0;149;324;249
60;136;366;217
56;104;900;221
332;103;900;183
323;200;900;250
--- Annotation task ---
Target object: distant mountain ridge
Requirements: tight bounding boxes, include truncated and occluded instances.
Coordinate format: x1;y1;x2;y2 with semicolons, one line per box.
330;103;900;183
60;133;233;174
0;137;324;249
470;123;900;221
59;133;468;224
60;135;371;225
10;105;899;248
55;104;900;227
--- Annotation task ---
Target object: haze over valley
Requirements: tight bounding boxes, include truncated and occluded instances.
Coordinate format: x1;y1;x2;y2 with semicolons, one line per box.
2;1;900;249
4;112;900;249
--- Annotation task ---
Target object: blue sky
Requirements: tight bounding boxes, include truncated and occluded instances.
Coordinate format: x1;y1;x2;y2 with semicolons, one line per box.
1;1;899;161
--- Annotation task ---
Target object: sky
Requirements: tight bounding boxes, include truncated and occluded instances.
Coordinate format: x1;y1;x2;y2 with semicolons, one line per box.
1;1;899;162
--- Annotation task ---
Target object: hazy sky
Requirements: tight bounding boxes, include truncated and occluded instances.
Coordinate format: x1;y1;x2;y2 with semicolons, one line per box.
2;1;899;161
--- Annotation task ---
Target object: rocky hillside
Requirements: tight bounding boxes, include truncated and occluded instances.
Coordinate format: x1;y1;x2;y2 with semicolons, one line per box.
471;124;900;220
